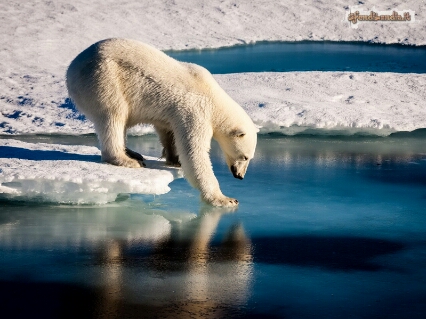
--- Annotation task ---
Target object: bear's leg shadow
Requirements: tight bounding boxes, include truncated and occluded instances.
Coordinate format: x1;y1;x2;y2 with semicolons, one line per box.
155;126;181;167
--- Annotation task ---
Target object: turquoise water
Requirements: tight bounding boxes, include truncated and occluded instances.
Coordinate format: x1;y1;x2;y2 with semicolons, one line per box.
1;134;426;318
167;42;426;74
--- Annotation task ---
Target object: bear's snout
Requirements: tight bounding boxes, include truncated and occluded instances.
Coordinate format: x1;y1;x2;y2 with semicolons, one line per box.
231;165;244;180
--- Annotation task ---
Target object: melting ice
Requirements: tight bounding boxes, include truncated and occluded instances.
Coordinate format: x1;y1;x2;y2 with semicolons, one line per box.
0;139;182;204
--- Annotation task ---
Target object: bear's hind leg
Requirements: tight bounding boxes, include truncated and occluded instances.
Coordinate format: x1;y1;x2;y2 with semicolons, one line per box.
156;126;181;167
97;119;143;168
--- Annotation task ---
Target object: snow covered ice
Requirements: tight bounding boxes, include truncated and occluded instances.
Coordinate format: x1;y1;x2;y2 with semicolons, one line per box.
2;72;426;137
217;72;426;135
0;139;181;204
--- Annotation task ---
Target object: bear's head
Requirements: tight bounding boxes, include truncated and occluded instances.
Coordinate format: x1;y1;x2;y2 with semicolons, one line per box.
216;126;258;180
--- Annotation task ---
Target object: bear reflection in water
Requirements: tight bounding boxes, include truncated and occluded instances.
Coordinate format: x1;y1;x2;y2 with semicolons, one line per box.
0;204;252;318
93;206;253;319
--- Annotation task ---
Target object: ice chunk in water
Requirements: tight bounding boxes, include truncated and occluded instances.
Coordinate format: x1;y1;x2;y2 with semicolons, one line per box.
0;139;182;204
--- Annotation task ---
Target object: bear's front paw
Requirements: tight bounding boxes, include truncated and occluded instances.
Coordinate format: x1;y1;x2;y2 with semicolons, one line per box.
208;195;239;207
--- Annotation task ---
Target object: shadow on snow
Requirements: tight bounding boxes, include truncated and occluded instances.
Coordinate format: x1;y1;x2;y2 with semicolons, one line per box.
0;146;100;162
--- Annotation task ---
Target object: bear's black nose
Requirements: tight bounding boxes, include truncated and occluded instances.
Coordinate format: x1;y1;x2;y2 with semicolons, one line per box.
230;165;243;179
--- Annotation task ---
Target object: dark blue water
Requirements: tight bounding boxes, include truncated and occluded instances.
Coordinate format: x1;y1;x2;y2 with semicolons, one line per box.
1;134;426;318
167;42;426;74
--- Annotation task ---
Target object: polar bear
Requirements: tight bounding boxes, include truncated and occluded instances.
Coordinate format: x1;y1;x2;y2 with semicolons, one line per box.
66;38;257;207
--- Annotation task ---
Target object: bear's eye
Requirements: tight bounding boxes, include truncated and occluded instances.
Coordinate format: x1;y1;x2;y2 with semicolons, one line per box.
231;129;246;138
242;156;248;161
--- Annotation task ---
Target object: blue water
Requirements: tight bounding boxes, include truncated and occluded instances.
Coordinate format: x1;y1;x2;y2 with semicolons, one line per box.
1;134;426;318
167;42;426;74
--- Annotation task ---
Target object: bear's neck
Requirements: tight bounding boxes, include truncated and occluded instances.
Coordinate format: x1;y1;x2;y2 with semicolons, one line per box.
211;95;248;136
203;76;251;136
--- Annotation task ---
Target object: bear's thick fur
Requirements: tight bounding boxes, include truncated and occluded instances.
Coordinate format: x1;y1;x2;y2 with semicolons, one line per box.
66;38;257;206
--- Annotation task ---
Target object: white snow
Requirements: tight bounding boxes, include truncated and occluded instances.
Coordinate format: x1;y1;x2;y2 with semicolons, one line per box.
0;0;425;137
0;139;182;204
216;72;426;135
1;72;425;136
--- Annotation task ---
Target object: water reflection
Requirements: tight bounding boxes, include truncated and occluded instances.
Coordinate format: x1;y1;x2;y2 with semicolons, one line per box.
243;135;426;168
0;204;172;248
93;206;253;318
1;134;426;318
0;204;253;318
4;133;425;173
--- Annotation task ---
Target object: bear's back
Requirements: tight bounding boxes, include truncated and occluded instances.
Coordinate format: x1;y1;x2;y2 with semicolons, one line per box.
68;38;214;94
68;39;179;80
66;38;225;125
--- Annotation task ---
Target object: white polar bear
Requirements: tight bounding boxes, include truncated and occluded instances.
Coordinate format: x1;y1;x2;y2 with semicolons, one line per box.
66;38;257;207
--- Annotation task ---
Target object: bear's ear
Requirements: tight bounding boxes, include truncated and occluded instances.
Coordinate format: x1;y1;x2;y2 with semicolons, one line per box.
230;129;246;138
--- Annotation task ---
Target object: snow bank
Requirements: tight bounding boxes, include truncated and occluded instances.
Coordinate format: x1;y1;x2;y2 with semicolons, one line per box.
217;72;426;135
1;72;425;136
0;139;182;204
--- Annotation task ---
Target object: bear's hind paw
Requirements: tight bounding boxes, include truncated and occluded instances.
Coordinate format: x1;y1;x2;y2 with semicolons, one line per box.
105;156;145;168
165;160;181;167
125;148;146;167
126;148;145;161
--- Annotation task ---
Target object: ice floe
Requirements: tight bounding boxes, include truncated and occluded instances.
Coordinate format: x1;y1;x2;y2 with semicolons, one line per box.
0;139;182;204
216;72;426;135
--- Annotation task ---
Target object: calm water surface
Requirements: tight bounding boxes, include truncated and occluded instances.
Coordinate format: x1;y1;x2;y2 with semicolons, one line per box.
1;134;426;318
167;42;426;74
